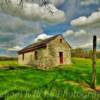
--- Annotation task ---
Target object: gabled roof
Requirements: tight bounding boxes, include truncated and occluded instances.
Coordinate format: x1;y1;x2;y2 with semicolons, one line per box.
18;34;71;54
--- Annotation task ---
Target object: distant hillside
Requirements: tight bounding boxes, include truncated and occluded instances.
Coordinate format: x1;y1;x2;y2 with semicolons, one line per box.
0;56;17;61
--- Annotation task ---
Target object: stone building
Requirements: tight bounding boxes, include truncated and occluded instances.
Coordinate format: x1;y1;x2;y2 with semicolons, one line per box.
18;34;71;69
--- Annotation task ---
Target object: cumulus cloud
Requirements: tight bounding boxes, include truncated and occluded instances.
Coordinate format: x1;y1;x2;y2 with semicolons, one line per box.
0;12;44;51
7;46;22;51
71;9;100;27
62;29;100;49
41;4;65;23
63;29;87;37
0;13;43;33
69;9;100;50
80;0;99;5
16;0;65;6
79;42;93;48
34;33;52;42
0;0;65;23
50;0;64;6
78;38;100;48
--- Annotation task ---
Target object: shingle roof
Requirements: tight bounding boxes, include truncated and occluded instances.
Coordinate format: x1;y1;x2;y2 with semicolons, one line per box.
18;34;60;54
18;34;71;54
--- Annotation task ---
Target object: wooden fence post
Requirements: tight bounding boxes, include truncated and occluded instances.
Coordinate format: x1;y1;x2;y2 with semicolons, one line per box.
91;35;97;89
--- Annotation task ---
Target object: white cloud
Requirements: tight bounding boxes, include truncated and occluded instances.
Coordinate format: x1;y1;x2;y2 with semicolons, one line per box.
7;46;22;51
63;29;87;37
62;29;97;49
34;33;52;42
74;37;100;48
22;0;65;6
41;4;65;23
71;9;100;27
78;38;100;48
0;13;44;50
0;0;65;23
80;0;98;5
63;30;74;36
50;0;64;6
79;42;93;48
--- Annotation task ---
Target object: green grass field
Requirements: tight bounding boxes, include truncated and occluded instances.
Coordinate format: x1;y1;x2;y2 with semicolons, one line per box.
0;61;17;68
0;58;100;100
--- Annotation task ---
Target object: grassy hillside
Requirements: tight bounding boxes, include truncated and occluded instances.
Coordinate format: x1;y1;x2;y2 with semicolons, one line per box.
0;58;100;100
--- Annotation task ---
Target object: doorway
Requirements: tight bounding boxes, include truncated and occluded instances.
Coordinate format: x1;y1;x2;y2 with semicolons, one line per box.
59;52;63;64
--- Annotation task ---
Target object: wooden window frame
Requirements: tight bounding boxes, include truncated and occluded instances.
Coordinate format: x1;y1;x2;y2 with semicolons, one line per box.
60;39;62;43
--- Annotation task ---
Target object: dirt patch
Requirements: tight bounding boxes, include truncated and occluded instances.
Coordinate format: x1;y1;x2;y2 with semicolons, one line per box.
96;86;100;93
63;80;95;92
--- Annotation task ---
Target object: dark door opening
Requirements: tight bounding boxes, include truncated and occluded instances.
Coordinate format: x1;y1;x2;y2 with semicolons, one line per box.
59;52;63;64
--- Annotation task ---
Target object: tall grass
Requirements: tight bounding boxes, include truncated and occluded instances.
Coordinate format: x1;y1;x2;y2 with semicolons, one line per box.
0;58;100;100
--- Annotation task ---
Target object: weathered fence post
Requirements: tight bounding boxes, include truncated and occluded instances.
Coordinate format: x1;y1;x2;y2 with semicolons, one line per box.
91;35;97;89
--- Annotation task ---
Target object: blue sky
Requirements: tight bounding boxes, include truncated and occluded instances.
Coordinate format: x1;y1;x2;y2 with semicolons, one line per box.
0;0;100;56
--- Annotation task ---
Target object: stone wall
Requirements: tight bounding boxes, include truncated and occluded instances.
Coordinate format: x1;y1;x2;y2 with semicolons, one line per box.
47;35;71;67
18;51;34;66
18;47;48;69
